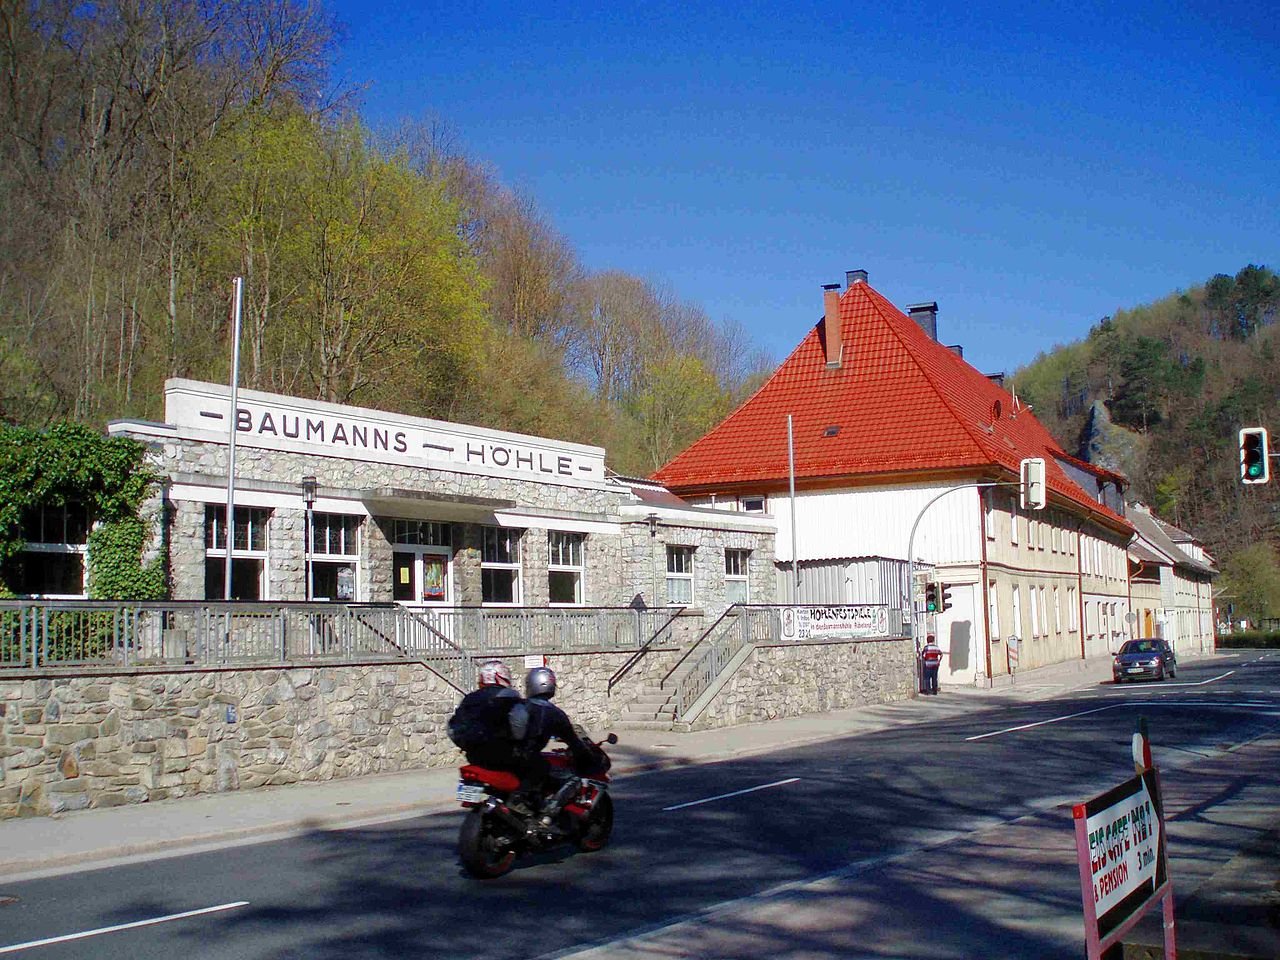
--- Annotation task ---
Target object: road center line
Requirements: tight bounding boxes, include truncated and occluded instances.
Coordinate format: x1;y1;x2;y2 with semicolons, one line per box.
966;699;1271;741
0;901;250;954
663;777;801;811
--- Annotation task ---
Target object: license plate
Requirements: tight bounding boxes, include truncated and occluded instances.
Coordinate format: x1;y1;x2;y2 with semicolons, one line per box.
1127;667;1144;673
456;782;487;804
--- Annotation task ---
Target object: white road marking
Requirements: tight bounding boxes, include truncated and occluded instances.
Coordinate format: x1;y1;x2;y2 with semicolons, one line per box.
663;777;801;811
0;901;249;954
966;700;1272;741
1157;670;1236;686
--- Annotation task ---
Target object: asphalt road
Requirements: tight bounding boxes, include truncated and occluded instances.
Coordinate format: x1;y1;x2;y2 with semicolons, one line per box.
1;651;1277;960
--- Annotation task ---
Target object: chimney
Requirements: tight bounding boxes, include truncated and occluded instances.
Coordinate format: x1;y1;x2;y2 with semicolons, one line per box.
947;344;963;358
846;269;868;286
906;301;938;341
822;283;842;369
986;372;1006;388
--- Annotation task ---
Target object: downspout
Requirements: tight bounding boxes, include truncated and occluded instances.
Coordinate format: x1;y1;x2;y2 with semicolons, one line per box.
978;486;993;684
1075;519;1085;659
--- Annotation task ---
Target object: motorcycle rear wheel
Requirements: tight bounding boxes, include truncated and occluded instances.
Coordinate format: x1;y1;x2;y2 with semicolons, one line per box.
459;808;519;879
575;792;613;852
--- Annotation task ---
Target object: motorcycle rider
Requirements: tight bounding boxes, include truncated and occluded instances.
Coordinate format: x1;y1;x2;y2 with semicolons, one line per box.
513;666;596;825
447;659;524;772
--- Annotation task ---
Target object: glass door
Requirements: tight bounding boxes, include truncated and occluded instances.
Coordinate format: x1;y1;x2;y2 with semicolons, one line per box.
393;548;451;604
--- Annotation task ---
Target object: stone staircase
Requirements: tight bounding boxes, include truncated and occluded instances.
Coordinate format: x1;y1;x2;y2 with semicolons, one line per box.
614;660;700;731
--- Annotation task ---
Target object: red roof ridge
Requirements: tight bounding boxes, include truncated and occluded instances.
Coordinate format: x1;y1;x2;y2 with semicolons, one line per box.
855;284;1003;467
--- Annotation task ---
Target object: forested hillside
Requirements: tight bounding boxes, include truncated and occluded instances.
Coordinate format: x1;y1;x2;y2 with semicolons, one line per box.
1012;265;1280;619
0;1;770;477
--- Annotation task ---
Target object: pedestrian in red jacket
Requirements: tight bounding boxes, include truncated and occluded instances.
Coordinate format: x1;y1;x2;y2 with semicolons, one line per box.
921;635;943;695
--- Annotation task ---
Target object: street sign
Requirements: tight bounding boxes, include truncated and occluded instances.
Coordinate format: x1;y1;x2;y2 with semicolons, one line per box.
1073;766;1173;958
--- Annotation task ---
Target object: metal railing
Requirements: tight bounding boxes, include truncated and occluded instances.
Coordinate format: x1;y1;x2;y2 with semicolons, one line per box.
663;603;906;720
0;602;475;687
665;606;780;717
606;607;685;694
0;602;682;690
401;606;678;657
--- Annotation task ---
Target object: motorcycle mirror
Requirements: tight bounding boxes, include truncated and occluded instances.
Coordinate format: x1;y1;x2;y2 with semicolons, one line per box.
605;733;618;745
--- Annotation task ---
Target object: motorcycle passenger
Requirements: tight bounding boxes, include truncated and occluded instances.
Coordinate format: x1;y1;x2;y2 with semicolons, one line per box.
447;659;524;772
513;666;595;825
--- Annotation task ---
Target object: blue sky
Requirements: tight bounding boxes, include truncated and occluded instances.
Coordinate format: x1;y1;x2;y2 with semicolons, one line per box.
329;0;1278;377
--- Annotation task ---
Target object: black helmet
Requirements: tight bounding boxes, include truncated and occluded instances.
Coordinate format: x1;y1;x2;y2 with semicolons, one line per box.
526;666;557;699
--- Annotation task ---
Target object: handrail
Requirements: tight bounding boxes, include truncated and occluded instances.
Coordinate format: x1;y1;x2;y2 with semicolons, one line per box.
661;604;742;688
606;607;685;695
349;607;475;693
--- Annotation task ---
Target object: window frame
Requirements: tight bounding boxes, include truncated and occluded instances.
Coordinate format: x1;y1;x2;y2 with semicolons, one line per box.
724;548;751;605
666;545;695;606
547;531;586;606
204;505;272;601
308;512;362;602
481;526;523;606
16;503;91;598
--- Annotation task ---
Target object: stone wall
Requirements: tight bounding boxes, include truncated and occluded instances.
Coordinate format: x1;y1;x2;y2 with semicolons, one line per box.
0;645;682;820
692;637;916;729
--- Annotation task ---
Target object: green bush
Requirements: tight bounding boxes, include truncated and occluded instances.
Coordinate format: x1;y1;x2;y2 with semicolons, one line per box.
1215;631;1280;649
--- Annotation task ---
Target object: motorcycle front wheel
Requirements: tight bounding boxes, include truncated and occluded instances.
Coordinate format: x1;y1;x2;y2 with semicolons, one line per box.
459;807;519;879
575;792;614;852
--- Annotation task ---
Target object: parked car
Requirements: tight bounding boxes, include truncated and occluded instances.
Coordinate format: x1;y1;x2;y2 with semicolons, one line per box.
1112;638;1177;683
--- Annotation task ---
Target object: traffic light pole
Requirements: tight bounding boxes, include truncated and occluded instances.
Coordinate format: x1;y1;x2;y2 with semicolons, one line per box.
906;481;1018;652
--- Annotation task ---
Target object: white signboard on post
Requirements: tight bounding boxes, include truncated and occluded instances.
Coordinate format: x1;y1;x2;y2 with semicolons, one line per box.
1073;767;1172;958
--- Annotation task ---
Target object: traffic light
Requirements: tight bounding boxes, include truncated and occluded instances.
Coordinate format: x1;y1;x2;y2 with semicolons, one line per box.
1020;457;1046;510
940;583;954;612
924;582;939;614
1239;427;1270;484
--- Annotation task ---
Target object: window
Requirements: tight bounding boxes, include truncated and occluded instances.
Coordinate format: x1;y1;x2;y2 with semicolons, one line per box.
1069;587;1079;631
15;503;90;597
1010;498;1019;545
481;526;522;604
1053;586;1062;633
548;531;585;605
984;493;995;540
393;520;451;547
666;546;694;605
1029;584;1040;637
725;549;750;604
1040;586;1049;634
1052;525;1060;553
309;513;361;601
1011;585;1022;640
205;505;271;600
739;496;765;514
1029;518;1038;549
988;581;999;641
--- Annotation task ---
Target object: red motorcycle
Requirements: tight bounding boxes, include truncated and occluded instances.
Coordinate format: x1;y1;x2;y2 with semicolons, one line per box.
455;733;617;879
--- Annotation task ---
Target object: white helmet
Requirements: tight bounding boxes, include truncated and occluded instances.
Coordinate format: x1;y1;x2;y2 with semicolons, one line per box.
477;659;513;688
525;666;557;699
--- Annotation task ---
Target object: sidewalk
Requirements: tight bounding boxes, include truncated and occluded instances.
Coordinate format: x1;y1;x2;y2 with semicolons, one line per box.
2;652;1274;958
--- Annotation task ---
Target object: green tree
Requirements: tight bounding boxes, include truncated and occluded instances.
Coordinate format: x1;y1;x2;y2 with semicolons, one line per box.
1218;544;1280;624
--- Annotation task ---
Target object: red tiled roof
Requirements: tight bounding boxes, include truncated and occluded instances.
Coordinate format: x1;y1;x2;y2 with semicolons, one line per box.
652;281;1131;532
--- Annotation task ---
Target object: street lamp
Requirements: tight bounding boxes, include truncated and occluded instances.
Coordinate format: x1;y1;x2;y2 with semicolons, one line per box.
301;476;317;601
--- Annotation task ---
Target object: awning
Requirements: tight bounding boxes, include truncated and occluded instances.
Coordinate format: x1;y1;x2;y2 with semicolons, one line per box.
360;487;516;522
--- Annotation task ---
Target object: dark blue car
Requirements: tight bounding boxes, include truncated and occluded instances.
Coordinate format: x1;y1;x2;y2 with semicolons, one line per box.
1113;638;1177;683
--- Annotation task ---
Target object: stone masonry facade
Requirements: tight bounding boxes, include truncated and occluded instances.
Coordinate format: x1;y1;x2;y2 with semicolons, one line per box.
0;643;683;820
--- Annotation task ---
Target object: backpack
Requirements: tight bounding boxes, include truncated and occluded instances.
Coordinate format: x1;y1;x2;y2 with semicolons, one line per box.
447;688;518;751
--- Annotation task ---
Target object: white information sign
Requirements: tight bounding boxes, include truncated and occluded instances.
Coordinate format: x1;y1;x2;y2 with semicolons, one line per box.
1073;766;1170;956
780;605;890;641
1083;776;1161;916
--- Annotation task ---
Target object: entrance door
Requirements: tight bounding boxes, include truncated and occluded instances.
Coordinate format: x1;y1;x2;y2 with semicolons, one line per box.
393;549;451;604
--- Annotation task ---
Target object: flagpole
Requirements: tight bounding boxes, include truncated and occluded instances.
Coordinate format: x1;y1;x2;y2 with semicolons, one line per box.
224;277;243;601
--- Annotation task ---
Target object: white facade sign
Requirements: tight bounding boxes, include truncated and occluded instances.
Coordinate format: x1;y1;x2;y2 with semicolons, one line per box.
781;605;890;641
164;379;606;488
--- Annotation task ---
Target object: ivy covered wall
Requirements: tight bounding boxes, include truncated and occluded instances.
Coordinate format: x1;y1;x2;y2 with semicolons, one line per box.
0;423;166;599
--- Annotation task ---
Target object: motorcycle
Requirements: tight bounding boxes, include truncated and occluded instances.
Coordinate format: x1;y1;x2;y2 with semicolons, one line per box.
455;733;618;879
